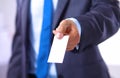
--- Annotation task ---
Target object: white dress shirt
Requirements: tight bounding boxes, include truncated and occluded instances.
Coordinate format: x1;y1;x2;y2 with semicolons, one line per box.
30;0;58;78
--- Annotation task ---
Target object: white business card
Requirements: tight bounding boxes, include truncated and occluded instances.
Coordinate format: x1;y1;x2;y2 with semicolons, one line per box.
48;35;69;63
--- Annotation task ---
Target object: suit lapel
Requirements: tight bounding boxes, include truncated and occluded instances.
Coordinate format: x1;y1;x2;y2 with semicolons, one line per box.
52;0;69;30
19;0;30;78
21;0;30;41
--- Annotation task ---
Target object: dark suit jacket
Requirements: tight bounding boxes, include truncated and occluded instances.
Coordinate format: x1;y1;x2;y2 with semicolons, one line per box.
7;0;120;78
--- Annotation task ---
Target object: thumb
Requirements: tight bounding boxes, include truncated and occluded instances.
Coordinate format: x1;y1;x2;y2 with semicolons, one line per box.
53;30;64;39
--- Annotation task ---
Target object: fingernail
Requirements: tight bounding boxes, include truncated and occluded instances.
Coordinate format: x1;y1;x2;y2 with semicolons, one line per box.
56;33;63;39
56;33;60;38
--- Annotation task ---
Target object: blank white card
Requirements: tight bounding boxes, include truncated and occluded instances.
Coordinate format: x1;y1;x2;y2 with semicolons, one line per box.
48;35;69;63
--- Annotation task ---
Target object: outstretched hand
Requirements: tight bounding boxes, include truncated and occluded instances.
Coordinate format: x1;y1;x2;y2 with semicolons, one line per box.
53;19;80;51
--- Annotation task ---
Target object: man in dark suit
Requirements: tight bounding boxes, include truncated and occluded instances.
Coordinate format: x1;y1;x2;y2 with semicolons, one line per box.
7;0;120;78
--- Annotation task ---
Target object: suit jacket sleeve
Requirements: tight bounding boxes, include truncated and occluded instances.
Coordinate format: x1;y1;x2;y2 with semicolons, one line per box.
76;0;120;50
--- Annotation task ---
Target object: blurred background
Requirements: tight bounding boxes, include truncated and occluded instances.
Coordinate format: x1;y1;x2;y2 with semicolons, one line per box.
0;0;120;78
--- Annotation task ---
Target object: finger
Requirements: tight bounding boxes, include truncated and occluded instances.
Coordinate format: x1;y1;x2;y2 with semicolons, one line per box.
66;45;75;51
53;30;64;39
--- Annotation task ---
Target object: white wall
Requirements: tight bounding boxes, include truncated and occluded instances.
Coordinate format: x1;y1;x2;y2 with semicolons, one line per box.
99;30;120;78
0;0;16;64
99;30;120;65
0;0;16;78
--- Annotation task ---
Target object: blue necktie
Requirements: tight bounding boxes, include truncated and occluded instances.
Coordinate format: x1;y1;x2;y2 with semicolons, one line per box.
36;0;53;78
